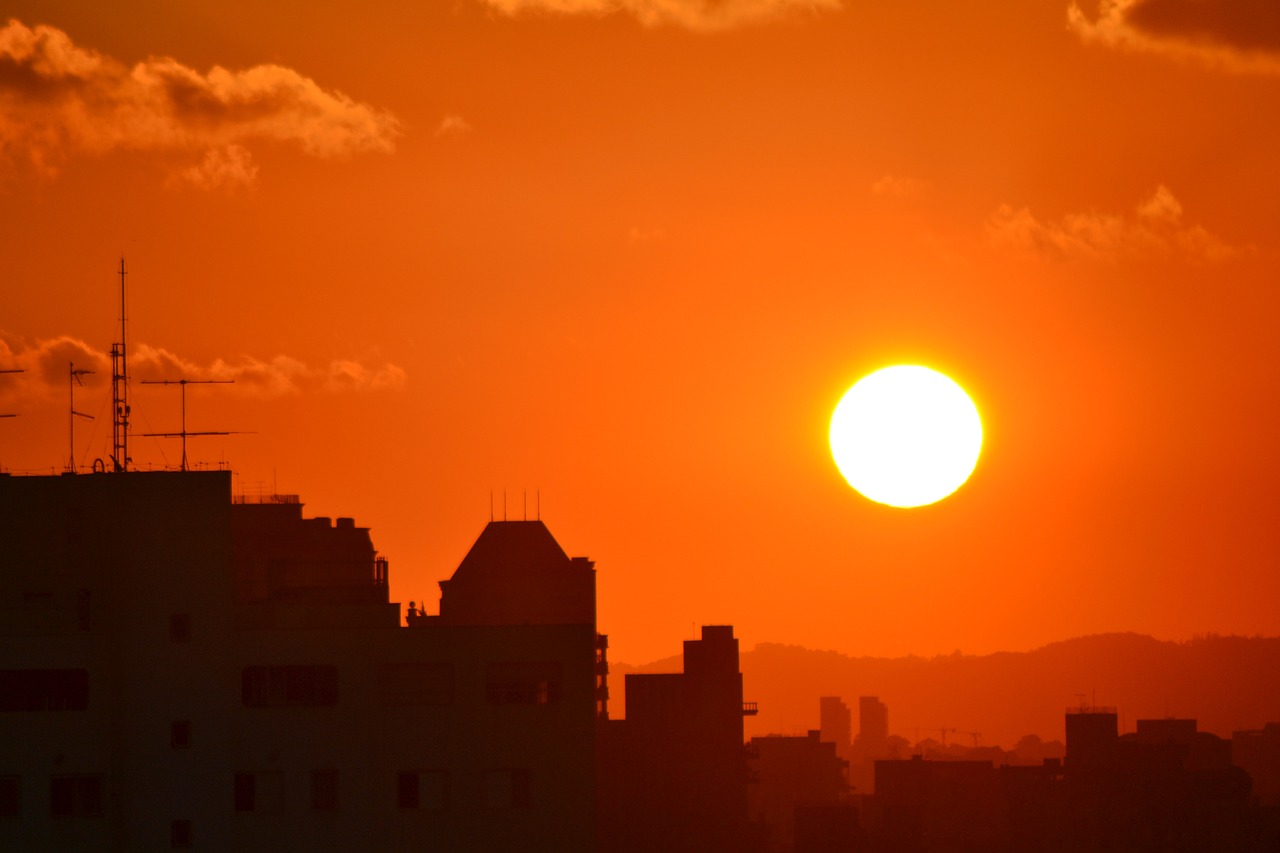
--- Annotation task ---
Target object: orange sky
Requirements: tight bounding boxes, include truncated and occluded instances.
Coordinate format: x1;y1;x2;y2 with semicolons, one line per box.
3;0;1280;665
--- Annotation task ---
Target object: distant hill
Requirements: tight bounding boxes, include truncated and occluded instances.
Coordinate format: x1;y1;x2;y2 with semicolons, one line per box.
611;633;1280;748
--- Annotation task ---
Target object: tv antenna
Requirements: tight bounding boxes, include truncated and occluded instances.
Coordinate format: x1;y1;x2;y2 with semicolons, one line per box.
0;369;22;418
109;257;130;472
139;378;240;471
67;362;95;474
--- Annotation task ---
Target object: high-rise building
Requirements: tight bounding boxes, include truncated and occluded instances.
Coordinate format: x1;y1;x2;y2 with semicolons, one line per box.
819;696;852;756
0;470;598;852
596;625;754;853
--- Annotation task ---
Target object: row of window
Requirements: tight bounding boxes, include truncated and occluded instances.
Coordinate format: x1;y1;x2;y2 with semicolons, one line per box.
0;769;533;820
2;662;566;713
243;663;564;708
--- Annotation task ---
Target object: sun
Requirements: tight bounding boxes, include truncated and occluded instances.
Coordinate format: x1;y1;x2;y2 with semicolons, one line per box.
829;365;983;508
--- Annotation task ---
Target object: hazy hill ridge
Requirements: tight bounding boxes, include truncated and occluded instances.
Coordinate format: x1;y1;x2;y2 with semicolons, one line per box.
613;633;1280;748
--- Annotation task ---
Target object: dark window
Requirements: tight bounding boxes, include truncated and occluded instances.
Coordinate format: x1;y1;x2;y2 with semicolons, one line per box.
50;775;103;818
311;769;338;812
234;773;255;812
483;769;531;810
0;669;89;712
376;663;454;706
169;614;190;642
242;666;338;708
0;776;19;818
170;819;192;848
171;720;192;749
396;771;418;810
398;770;448;810
486;662;563;705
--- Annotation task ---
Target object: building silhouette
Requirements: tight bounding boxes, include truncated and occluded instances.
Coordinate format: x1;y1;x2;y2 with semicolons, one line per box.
0;470;597;851
746;729;850;853
818;696;852;758
596;625;754;853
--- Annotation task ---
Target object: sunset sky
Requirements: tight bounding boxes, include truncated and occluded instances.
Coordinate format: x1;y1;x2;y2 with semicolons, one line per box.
3;0;1279;666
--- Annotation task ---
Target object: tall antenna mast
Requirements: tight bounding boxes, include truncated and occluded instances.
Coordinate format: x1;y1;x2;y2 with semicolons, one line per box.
109;257;130;472
139;378;239;471
67;362;95;474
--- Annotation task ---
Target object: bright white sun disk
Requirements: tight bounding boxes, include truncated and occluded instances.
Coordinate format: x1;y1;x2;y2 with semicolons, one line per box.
829;365;982;508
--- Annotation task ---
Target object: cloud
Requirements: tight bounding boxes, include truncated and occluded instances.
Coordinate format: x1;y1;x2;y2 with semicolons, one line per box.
170;144;259;191
476;0;842;31
1068;0;1280;72
0;336;406;402
435;115;473;138
871;174;931;198
985;185;1242;263
0;19;400;180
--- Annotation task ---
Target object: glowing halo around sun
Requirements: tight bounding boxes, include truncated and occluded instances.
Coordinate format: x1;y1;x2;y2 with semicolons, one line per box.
829;365;983;508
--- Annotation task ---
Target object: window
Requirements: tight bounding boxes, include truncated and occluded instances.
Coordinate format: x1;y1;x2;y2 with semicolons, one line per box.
396;772;418;810
485;662;562;705
0;669;89;711
242;666;338;708
171;720;192;749
311;769;339;812
234;772;282;814
0;776;19;818
169;614;190;643
376;663;454;706
396;771;447;810
483;769;531;810
233;773;255;813
50;775;103;818
170;819;192;848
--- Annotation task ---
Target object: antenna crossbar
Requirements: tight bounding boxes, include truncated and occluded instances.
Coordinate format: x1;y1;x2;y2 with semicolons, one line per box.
139;378;238;470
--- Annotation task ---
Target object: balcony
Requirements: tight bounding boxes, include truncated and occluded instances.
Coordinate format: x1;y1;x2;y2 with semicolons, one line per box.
742;701;759;716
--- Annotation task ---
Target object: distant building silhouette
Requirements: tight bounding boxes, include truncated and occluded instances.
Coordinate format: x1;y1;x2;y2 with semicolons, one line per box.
818;696;851;757
849;694;890;794
596;625;754;853
746;729;850;853
0;471;598;851
859;709;1268;852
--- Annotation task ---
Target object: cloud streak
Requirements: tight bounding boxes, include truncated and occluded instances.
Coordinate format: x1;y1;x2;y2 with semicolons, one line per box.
986;185;1242;264
476;0;841;31
0;336;406;401
1068;0;1280;73
0;19;400;179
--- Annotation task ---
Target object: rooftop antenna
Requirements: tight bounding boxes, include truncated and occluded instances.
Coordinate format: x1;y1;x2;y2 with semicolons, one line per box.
109;257;130;472
0;368;22;418
67;362;95;474
139;378;239;471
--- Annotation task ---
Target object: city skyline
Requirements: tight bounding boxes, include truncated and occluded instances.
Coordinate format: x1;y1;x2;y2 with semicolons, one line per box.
3;1;1280;665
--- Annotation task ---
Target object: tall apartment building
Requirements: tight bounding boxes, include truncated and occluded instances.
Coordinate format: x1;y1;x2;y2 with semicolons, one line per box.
0;470;598;852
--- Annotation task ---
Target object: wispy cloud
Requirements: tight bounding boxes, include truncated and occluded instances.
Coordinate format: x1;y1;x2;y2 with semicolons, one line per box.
871;174;931;198
169;144;259;192
435;115;473;138
1068;0;1280;73
0;19;400;181
476;0;842;31
986;185;1242;263
0;336;406;401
